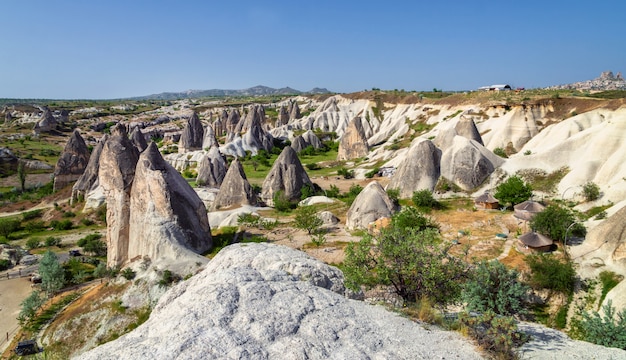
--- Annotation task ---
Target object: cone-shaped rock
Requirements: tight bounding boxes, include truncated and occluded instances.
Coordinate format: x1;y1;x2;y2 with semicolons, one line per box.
72;134;108;203
455;116;484;145
99;123;140;268
346;181;397;230
440;136;503;191
302;130;324;149
226;109;240;134
289;101;301;121
53;129;90;191
212;158;258;210
33;106;58;134
178;112;204;153
276;105;289;127
261;146;312;206
290;135;308;153
242;111;273;154
213;115;226;137
236;105;264;134
387;139;441;198
202;125;219;150
337;117;369;161
196;146;227;188
128;142;212;268
130;126;148;152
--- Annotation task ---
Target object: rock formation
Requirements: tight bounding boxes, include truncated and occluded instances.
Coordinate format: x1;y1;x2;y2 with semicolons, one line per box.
212;158;257;210
236;105;265;134
440;136;503;191
196;146;227;188
346;181;397;230
72;134;108;203
53;130;91;191
128;142;212;270
455;115;484;145
261;146;312;206
276;105;289;127
387;139;441;197
242;110;273;154
99;124;140;268
178;112;204;153
79;243;482;360
337;117;369;161
130;127;148;153
201;124;218;150
289;100;301;120
213;111;226;136
302;130;324;149
290;135;308;153
0;147;18;176
226;109;240;134
32;106;58;134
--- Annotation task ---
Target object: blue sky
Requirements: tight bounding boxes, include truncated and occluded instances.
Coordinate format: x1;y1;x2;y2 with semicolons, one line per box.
1;0;624;99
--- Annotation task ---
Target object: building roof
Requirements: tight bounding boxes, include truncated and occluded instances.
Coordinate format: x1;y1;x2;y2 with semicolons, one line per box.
475;191;498;203
519;232;553;248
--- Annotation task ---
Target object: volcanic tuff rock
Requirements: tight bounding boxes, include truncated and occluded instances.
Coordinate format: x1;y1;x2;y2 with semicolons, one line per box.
387;139;441;197
290;135;308;153
226;108;240;134
53;130;90;191
32;106;58;134
346;181;397;230
289;100;301;120
261;146;312;206
212;158;257;210
241;110;273;155
0;147;18;176
337;117;369;161
454;115;484;145
302;129;324;149
99;124;140;268
201;124;218;150
178;111;204;153
72;134;108;203
440;136;503;191
276;105;289;127
196;146;227;188
128;142;212;272
130;126;148;152
78;243;482;360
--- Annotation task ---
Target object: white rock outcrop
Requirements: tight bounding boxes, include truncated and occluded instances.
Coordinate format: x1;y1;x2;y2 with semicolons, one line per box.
387;139;441;197
346;181;397;230
78;243;482;360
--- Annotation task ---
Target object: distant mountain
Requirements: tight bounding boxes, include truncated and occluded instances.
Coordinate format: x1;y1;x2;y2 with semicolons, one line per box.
131;85;331;100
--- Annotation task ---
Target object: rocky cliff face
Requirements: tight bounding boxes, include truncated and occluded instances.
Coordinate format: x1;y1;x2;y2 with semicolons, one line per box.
212;158;257;210
337;117;369;161
346;181;397;230
261;146;312;206
128;142;212;271
99;124;140;268
78;243;482;360
387;139;441;197
178;112;204;153
53;130;91;191
72;134;108;203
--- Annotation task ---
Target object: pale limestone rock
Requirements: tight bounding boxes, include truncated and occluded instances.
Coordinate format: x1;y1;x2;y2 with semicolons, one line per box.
196;146;227;188
212;158;257;210
337;117;369;161
130;126;148;152
346;181;397;230
178;112;204;153
261;146;312;206
201;124;218;150
387;139;441;198
53;129;90;191
72;134;108;203
32;106;58;134
440;136;503;191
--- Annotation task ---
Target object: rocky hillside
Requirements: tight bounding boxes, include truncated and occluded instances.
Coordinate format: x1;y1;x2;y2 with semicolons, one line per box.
549;71;626;91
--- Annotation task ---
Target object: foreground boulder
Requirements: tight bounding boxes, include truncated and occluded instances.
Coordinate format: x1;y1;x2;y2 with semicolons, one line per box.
337;117;369;161
128;143;212;271
387;139;441;198
72;134;108;203
346;181;397;230
212;158;257;210
261;146;312;206
99;124;140;268
53;130;90;191
78;243;482;360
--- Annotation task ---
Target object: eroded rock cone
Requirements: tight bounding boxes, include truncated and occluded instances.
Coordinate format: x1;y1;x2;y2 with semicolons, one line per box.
99;123;140;268
0;147;18;176
196;146;227;188
387;139;441;198
277;105;289;127
455;116;484;145
440;136;503;191
213;116;226;137
53;130;91;191
261;146;312;206
202;125;218;150
302;130;323;149
130;126;148;152
346;181;397;230
212;158;257;210
290;135;308;153
337;117;369;161
289;101;301;121
33;106;58;134
226;109;240;134
128;142;212;268
178;111;204;153
242;110;273;154
72;134;108;203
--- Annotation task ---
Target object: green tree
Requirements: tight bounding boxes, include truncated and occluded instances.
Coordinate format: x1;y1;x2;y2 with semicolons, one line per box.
462;260;529;316
571;300;626;349
412;189;440;211
530;204;585;242
17;161;27;192
344;209;467;304
77;233;107;256
18;290;45;325
525;254;576;294
39;250;65;296
494;176;533;207
0;218;20;239
582;181;601;202
293;206;323;235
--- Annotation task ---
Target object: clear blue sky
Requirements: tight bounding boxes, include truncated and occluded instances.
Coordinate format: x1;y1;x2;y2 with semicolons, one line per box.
1;0;624;99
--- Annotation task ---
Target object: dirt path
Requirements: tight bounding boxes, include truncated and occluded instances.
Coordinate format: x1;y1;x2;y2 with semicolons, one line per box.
0;276;33;354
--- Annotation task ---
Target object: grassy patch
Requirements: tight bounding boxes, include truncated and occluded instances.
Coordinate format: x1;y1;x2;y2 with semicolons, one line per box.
516;166;569;193
598;271;623;309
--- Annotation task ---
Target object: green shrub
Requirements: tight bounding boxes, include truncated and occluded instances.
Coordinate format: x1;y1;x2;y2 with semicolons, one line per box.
494;176;532;207
56;219;73;230
237;213;261;228
273;191;296;212
525;254;576;294
364;168;379;178
582;182;601;202
570;300;626;350
458;311;528;358
293;206;323;235
386;188;400;206
62;211;76;218
22;209;43;221
158;269;180;287
24;220;46;232
412;189;440;211
305;162;320;171
81;218;95;226
44;236;61;247
77;233;106;256
26;238;42;250
121;268;136;280
326;184;340;198
300;183;317;200
0;218;20;239
599;271;622;308
0;259;12;271
493;147;508;158
530;204;585;242
337;167;354;179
